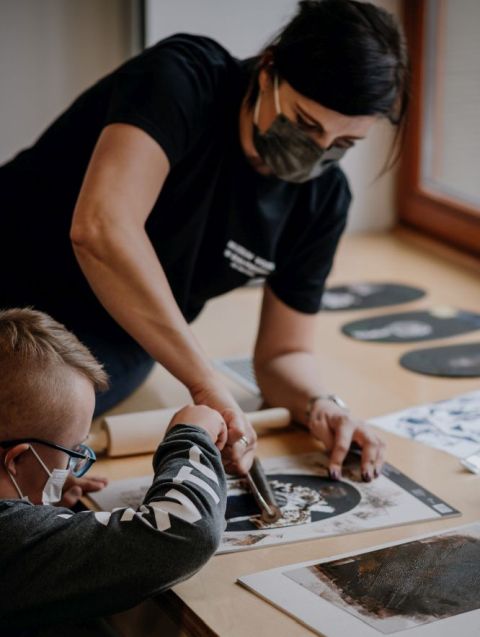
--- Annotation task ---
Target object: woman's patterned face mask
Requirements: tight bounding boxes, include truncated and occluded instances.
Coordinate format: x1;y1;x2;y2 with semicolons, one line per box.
253;74;347;183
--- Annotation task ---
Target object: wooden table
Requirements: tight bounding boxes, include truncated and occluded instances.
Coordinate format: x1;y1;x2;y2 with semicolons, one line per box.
98;231;480;637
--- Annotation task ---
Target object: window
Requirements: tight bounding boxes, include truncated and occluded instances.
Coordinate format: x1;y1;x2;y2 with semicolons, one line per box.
398;0;480;257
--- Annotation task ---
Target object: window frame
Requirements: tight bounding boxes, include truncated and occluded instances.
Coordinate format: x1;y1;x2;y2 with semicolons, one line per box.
398;0;480;258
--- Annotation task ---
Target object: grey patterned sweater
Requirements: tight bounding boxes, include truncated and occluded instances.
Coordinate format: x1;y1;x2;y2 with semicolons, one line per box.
0;425;227;633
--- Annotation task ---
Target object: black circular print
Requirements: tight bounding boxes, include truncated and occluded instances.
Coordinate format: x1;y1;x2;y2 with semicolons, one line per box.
400;342;480;378
342;309;480;343
321;283;426;312
225;474;361;532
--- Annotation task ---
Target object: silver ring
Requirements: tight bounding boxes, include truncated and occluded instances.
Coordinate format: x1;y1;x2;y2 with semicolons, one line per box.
238;435;249;448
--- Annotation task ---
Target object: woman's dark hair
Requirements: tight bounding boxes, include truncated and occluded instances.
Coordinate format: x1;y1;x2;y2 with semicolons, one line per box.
247;0;410;169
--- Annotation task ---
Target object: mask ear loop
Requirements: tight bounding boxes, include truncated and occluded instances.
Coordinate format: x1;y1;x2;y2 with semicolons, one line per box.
6;470;25;499
253;87;262;126
29;445;53;477
254;71;282;126
273;74;282;115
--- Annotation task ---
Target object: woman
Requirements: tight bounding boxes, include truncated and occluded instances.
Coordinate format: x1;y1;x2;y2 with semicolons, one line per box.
0;0;408;476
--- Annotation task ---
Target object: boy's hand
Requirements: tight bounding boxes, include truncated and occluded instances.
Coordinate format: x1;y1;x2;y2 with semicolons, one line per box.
57;474;109;508
167;405;228;450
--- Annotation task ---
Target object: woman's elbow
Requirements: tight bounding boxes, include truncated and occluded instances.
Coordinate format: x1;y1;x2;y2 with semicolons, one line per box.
70;211;116;263
70;213;100;249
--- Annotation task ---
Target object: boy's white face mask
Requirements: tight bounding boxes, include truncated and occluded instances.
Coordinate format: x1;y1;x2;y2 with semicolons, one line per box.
6;445;69;505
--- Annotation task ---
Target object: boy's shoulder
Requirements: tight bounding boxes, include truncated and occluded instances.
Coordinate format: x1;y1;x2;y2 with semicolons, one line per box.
0;499;75;534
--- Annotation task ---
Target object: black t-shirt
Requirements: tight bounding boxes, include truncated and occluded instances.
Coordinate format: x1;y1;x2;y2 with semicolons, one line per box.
0;34;351;333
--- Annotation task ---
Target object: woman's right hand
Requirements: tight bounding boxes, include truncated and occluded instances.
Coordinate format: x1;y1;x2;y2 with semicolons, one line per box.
190;381;257;475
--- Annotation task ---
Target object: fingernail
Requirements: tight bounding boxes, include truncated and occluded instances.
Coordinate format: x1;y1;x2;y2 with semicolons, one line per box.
329;469;340;481
362;472;372;483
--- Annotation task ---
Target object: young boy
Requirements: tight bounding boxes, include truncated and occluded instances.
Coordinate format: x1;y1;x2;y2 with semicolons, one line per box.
0;308;228;633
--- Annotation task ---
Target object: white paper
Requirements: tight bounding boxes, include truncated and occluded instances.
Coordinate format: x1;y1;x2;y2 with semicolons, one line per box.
89;475;153;511
370;390;480;459
88;451;458;554
213;355;260;395
238;522;480;637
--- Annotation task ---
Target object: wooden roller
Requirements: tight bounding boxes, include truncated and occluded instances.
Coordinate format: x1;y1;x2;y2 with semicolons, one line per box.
88;407;291;457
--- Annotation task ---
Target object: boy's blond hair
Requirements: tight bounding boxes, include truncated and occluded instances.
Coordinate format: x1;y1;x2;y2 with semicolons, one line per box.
0;308;108;437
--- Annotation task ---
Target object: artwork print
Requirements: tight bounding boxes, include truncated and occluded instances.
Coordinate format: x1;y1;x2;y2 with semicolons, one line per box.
219;452;457;553
225;473;361;532
320;283;425;312
89;451;458;555
239;523;480;637
370;390;480;459
400;342;480;378
342;309;480;343
285;523;480;635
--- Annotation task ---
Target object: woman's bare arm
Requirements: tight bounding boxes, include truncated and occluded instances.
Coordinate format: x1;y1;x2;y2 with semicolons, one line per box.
71;123;215;389
254;285;385;480
70;123;255;473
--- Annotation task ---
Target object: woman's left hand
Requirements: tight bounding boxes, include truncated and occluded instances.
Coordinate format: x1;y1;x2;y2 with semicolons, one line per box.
57;475;109;508
307;398;386;482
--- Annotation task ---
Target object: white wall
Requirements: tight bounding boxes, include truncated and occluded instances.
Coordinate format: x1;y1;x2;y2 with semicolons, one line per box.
0;0;139;165
145;0;401;233
145;0;297;57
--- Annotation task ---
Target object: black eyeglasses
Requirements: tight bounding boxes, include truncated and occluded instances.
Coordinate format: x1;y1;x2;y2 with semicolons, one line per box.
0;438;96;477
